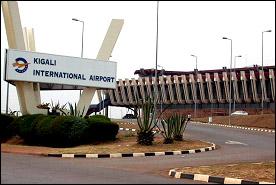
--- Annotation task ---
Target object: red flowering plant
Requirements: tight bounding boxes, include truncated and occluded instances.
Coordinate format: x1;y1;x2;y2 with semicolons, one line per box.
36;102;50;109
50;100;67;113
36;101;67;116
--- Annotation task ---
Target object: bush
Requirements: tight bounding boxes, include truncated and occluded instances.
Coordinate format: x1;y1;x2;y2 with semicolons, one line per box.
86;117;119;142
35;115;57;146
3;113;118;147
7;115;26;137
1;114;15;141
29;114;49;144
48;116;88;147
18;114;45;144
89;115;111;122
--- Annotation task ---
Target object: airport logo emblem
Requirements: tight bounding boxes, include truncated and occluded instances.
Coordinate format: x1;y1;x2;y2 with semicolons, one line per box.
13;57;30;73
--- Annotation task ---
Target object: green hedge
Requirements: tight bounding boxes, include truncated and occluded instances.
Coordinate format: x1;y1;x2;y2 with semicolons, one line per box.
18;114;45;144
89;115;111;122
3;113;119;147
1;114;15;141
86;117;119;142
35;115;57;146
47;116;88;147
7;115;26;137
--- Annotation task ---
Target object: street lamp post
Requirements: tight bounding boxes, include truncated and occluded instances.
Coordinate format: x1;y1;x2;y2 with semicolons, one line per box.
153;1;159;125
191;55;197;123
233;55;242;112
102;91;105;115
157;65;163;118
121;108;123;118
6;83;9;114
261;30;272;115
72;18;84;98
222;37;232;126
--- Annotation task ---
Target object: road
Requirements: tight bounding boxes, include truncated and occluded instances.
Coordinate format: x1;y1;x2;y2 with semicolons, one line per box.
1;123;275;184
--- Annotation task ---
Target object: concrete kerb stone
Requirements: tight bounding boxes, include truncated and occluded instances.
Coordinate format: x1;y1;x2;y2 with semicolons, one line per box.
190;122;275;133
119;127;163;134
119;122;275;133
169;169;274;184
46;141;216;159
2;126;216;159
117;122;135;125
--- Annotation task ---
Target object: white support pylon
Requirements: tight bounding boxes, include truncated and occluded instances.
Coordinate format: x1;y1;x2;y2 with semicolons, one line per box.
77;19;124;116
2;1;46;115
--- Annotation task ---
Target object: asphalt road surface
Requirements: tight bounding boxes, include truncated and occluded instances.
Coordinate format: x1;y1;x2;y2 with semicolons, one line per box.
1;123;275;184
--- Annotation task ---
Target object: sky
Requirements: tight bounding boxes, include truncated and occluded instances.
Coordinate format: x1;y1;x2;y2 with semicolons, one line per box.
1;1;275;118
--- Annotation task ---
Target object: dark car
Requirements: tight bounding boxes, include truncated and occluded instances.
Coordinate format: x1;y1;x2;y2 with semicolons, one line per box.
122;114;136;119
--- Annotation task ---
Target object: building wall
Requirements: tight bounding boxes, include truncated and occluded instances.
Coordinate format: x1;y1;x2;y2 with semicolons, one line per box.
106;66;275;117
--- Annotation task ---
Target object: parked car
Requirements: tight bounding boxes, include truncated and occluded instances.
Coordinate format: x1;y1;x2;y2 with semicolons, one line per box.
231;111;248;116
122;114;136;119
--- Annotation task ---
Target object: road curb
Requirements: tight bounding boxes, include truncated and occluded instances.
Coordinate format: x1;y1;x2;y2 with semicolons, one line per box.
47;142;216;159
119;127;163;134
189;122;275;133
1;151;48;157
117;122;135;125
2;129;216;159
169;169;274;184
118;122;275;133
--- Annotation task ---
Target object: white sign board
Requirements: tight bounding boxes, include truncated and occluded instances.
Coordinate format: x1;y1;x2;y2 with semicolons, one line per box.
5;49;117;89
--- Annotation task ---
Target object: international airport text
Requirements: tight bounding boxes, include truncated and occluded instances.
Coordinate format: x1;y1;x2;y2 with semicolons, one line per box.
33;69;115;83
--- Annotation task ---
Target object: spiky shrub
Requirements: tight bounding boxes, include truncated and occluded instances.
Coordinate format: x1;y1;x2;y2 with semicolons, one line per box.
59;102;86;117
49;100;67;115
172;113;188;141
160;116;174;144
135;96;156;145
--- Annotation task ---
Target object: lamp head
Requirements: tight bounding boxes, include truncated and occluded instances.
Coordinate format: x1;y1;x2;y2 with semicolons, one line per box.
222;37;228;40
72;18;79;21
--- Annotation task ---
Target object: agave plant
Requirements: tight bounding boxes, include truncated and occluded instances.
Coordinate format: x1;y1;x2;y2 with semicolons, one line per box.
135;96;156;145
160;116;174;144
172;113;188;141
59;102;86;117
50;100;67;112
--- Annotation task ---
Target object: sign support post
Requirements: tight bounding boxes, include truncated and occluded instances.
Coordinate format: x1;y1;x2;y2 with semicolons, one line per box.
2;1;46;115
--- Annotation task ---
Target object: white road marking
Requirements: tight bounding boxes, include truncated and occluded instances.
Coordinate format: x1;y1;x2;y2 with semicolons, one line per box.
225;140;248;145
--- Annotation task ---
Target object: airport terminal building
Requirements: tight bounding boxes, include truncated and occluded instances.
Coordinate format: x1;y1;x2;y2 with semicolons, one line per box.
94;65;275;118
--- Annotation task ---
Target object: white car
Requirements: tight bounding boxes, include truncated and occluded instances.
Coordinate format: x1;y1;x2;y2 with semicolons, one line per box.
231;111;248;116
